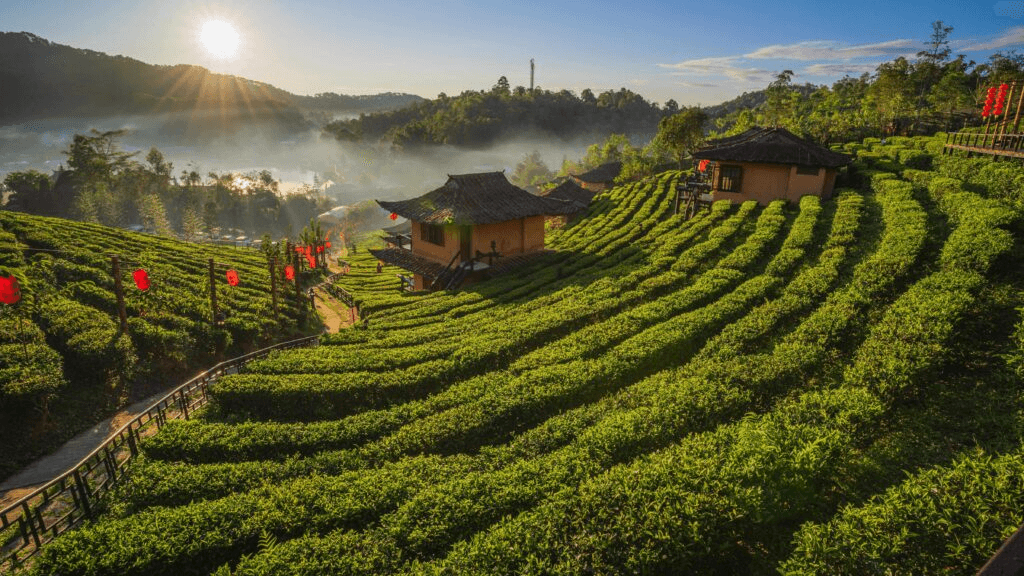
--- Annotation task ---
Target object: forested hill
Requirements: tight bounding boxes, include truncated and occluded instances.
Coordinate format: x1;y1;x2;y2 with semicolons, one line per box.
323;83;675;148
701;83;820;120
0;32;423;125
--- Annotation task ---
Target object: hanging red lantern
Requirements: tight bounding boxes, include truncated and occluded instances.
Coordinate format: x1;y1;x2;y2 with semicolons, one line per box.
284;264;295;280
698;159;709;172
306;254;317;268
226;269;239;286
325;241;331;248
304;246;311;256
0;275;21;304
317;245;324;253
132;269;150;291
389;213;398;221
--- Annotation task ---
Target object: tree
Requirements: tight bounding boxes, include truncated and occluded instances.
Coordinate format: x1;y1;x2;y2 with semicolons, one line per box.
510;151;554;192
654;108;708;168
663;99;679;114
764;70;796;127
492;76;510;96
3;170;55;215
918;20;954;65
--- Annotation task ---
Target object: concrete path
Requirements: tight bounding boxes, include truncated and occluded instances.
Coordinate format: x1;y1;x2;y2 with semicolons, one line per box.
0;389;168;510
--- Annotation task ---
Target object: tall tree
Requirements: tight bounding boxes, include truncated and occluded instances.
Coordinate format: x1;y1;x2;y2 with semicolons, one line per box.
654;108;708;168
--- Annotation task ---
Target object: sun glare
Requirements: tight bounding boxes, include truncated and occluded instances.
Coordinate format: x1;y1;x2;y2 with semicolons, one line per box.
200;20;239;59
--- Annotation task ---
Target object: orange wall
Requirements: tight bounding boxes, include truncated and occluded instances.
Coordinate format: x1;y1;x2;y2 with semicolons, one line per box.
411;221;460;264
472;216;545;257
787;166;827;198
711;162;837;205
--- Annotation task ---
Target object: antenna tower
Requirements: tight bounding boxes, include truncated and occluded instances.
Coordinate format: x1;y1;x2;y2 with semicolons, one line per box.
530;58;535;92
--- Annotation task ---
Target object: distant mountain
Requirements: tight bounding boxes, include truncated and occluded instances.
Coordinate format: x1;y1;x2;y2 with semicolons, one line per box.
0;31;424;126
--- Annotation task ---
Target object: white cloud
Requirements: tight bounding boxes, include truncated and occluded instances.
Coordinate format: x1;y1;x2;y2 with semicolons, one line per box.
658;56;773;83
803;63;881;76
744;39;915;61
675;81;719;88
962;26;1024;50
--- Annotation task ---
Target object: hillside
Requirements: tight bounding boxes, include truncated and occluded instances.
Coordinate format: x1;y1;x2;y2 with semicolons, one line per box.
0;214;316;480
323;86;672;148
0;32;423;126
10;136;1024;575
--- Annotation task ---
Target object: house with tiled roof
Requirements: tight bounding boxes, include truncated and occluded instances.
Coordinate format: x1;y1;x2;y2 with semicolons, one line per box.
570;161;622;193
537;178;595;225
371;172;574;290
692;127;852;205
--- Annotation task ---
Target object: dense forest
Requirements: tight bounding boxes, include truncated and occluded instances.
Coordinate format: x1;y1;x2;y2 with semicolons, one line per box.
2;130;334;240
324;83;675;148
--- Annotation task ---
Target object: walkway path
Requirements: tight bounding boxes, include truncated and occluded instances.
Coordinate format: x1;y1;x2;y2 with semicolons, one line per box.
0;389;168;510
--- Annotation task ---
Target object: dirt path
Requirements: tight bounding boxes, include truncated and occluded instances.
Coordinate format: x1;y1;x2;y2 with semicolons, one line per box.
0;389;169;510
314;250;358;332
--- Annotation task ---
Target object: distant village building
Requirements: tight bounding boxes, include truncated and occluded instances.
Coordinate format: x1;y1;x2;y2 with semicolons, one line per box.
371;172;574;291
571;161;622;193
692;127;852;205
537;178;595;225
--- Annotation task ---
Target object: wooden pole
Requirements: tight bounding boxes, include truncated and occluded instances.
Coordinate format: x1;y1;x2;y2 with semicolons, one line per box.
269;257;278;319
208;258;218;326
293;250;302;304
111;255;128;333
1013;81;1024;134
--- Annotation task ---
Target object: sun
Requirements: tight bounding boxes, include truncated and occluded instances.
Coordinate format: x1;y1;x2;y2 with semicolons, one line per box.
200;20;240;59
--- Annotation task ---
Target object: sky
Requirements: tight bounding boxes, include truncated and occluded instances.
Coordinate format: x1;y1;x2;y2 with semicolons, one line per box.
2;0;1024;107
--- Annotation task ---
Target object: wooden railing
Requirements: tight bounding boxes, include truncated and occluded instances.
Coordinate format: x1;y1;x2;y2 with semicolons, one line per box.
0;334;320;573
944;131;1024;160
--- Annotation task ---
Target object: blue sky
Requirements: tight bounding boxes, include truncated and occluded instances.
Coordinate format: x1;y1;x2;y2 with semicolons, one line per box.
3;0;1023;106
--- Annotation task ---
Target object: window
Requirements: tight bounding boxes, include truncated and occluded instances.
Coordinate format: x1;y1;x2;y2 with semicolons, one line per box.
796;165;820;176
718;165;742;192
420;223;445;246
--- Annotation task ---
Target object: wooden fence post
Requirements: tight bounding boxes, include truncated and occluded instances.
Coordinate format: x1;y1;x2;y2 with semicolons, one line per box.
111;255;128;333
208;258;218;326
269;257;278;319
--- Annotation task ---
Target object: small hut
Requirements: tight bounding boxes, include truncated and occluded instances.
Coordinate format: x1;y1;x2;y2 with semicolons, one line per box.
571;161;622;193
692;127;852;205
372;172;573;291
537;178;595;225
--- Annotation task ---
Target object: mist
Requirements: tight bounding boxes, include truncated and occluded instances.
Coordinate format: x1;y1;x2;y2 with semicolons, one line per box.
0;112;603;210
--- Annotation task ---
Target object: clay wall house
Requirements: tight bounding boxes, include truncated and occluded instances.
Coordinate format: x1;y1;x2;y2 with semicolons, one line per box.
371;172;573;291
570;161;622;193
537;178;595;226
692;127;852;205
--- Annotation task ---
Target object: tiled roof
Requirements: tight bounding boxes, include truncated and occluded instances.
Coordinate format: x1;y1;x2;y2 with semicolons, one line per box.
538;179;594;210
572;161;622;183
368;248;449;279
376;172;575;226
693;127;852;168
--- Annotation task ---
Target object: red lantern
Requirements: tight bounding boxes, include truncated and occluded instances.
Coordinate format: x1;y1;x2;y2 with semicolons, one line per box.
325;241;331;248
698;159;709;172
306;254;317;268
284;265;295;280
389;213;398;221
317;245;324;253
0;275;21;304
226;269;239;286
132;269;150;291
304;246;311;256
